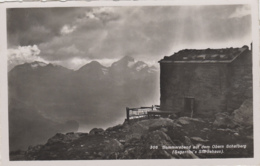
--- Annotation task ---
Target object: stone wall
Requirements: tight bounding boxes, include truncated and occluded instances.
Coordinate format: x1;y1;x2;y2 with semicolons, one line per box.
160;63;229;116
227;50;253;112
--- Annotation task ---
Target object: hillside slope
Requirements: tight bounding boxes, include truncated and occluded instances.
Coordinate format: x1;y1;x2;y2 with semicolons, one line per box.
10;110;253;160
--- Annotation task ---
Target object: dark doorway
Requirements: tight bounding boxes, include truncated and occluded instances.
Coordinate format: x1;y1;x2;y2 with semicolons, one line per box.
184;97;195;113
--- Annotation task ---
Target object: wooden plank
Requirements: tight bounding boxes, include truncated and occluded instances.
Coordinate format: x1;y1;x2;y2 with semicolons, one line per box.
148;111;173;114
130;114;148;116
140;107;152;109
133;115;147;118
128;107;141;111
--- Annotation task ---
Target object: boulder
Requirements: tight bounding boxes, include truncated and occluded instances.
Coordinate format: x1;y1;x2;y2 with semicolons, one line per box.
160;127;168;133
168;113;178;120
102;139;123;159
89;128;104;136
177;117;190;125
124;130;175;159
176;117;205;125
131;118;176;130
201;128;210;132
47;133;68;144
213;112;236;128
27;145;43;155
149;118;176;129
125;122;149;140
184;136;193;146
231;99;253;126
105;124;124;132
25;145;43;160
66;132;87;140
46;132;85;145
190;137;209;142
144;130;174;146
140;130;198;159
125;118;177;141
103;139;123;152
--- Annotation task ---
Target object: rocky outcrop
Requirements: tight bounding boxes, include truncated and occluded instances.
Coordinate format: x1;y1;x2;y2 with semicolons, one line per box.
231;99;253;126
11;116;253;160
46;132;87;145
89;128;104;136
213;99;253;128
177;117;205;125
213;112;236;128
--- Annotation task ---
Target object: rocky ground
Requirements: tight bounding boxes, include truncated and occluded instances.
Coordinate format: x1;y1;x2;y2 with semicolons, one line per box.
10;100;253;160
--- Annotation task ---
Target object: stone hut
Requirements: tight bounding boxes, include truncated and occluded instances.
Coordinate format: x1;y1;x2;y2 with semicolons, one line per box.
159;45;252;117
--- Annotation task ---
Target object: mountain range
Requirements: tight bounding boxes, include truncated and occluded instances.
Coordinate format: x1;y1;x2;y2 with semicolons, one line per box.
8;56;159;151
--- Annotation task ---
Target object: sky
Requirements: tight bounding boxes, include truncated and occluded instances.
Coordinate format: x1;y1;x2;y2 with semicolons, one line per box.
7;5;252;70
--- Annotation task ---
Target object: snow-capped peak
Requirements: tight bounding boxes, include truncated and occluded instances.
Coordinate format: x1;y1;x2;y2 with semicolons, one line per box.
30;61;48;69
127;61;136;68
148;66;158;73
131;61;148;72
135;63;147;71
112;56;135;68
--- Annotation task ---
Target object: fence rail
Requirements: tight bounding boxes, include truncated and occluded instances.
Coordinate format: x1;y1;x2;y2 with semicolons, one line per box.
126;105;161;121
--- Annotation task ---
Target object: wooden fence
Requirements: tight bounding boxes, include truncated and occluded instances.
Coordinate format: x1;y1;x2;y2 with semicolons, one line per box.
126;105;161;121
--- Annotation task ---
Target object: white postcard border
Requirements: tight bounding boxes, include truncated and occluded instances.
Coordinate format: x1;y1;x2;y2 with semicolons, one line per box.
0;0;259;165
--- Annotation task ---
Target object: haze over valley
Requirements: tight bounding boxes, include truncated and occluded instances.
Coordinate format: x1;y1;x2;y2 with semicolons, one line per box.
8;56;159;150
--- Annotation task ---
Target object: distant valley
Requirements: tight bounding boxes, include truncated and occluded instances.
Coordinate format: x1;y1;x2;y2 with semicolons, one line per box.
8;56;160;151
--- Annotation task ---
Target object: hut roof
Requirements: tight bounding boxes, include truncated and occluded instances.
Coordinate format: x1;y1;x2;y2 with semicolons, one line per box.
159;46;249;64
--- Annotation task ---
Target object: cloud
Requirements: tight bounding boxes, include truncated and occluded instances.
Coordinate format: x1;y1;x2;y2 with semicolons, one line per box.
83;7;120;24
57;45;83;55
60;25;77;35
8;6;252;70
85;12;96;20
38;27;104;61
51;57;90;70
7;8;88;46
8;45;46;70
229;5;251;18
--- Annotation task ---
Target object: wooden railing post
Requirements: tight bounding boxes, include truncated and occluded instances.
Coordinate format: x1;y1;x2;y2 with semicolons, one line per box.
126;107;130;122
190;99;194;118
